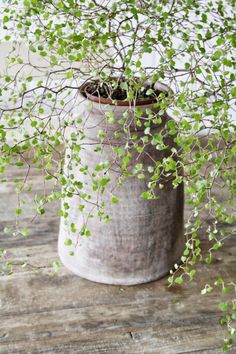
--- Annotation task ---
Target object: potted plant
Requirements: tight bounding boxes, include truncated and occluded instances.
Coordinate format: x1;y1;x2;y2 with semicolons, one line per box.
58;78;185;285
0;0;235;349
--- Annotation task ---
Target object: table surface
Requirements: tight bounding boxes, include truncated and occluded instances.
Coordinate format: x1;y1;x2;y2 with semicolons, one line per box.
0;163;235;354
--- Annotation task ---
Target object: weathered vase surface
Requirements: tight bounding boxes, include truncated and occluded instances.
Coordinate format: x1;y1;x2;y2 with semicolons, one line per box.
58;89;184;285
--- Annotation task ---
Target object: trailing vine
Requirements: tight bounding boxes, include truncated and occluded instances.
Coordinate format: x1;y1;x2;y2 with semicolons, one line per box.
0;0;235;349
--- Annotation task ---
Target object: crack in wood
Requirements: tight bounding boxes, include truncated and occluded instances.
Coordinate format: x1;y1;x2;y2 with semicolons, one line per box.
129;331;134;340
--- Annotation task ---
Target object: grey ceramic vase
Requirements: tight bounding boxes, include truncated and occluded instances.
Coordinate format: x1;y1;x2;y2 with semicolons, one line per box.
58;82;184;285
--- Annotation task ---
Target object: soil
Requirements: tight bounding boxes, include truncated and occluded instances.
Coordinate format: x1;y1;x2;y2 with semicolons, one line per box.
83;79;164;101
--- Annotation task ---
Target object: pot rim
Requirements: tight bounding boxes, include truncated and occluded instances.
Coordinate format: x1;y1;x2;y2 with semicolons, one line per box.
79;80;172;107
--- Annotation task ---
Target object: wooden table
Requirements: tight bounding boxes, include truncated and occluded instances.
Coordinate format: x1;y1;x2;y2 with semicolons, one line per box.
0;164;235;353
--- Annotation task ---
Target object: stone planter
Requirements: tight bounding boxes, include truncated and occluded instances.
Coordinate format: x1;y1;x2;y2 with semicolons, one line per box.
58;81;184;285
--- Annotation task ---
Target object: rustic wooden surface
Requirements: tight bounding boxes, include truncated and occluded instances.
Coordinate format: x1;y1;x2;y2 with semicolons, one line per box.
0;164;235;354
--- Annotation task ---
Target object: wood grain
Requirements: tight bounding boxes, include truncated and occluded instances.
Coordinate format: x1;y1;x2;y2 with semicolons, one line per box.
0;164;235;353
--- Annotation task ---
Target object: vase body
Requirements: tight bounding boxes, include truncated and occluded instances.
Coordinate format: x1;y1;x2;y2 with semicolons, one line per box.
58;90;184;285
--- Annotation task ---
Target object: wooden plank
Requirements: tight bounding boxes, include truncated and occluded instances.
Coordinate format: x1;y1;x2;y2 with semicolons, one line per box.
0;280;232;353
0;242;235;315
0;326;228;354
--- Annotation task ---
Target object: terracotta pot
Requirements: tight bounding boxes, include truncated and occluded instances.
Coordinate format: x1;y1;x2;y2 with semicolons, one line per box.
58;81;184;285
81;80;172;106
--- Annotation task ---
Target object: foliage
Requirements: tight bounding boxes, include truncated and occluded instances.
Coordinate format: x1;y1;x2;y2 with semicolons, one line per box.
0;0;235;349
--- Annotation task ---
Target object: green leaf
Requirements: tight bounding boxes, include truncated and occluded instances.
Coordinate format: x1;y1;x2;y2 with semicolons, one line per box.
175;277;183;285
97;130;105;140
85;229;91;237
212;50;223;61
231;87;236;98
111;195;119;203
216;37;224;46
219;302;229;312
57;209;64;217
50;55;58;65
146;89;154;95
212;242;222;250
70;223;76;233
99;177;110;187
5;76;11;83
3;16;9;23
3;227;13;235
52;260;61;273
222;287;229;294
64;238;72;246
21;228;29;237
230;34;236;48
141;191;153;199
31;121;37;127
125;67;132;76
37;207;45;215
66;71;73;79
105;111;115;124
57;47;64;55
15;162;24;166
195;96;207;104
